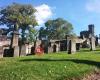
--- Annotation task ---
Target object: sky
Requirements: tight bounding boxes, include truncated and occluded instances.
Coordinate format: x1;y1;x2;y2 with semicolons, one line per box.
0;0;100;36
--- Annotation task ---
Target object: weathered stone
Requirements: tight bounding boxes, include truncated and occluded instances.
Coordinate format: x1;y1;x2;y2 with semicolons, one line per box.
11;31;19;47
56;43;60;52
0;46;3;58
13;46;19;57
10;31;20;57
48;47;53;53
20;45;28;56
90;37;96;51
68;40;76;54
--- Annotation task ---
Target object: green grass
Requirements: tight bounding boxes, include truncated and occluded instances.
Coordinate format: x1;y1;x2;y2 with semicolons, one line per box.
0;48;100;80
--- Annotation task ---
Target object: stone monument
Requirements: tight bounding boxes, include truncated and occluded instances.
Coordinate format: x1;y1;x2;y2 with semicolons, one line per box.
68;40;76;54
0;46;3;58
90;36;96;51
10;31;19;57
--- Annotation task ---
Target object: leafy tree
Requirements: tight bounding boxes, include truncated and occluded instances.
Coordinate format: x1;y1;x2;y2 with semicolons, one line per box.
27;27;38;43
40;18;73;40
0;3;38;46
39;27;48;40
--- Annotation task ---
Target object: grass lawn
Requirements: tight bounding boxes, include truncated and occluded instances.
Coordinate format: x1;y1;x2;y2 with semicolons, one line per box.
0;48;100;80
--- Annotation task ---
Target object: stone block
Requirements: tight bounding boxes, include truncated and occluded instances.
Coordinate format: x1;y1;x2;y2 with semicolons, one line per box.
90;37;96;51
0;46;3;58
68;40;76;54
13;46;19;57
20;45;28;56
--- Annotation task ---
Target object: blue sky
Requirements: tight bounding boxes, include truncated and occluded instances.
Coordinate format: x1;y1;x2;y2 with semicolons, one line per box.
0;0;100;36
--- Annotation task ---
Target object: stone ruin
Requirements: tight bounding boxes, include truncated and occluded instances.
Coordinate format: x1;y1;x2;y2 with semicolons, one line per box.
0;24;99;58
34;24;97;54
0;29;10;58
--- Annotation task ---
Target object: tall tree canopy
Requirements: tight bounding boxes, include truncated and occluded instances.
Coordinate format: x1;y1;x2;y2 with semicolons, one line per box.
0;3;37;29
39;18;73;40
0;3;38;44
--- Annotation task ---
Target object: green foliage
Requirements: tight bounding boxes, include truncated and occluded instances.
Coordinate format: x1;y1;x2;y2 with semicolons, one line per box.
0;3;37;29
41;18;74;40
0;3;38;44
27;28;38;43
0;48;100;80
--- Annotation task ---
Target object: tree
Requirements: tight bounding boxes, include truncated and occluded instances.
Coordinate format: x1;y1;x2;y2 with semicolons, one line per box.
27;27;38;43
0;3;38;46
40;18;73;40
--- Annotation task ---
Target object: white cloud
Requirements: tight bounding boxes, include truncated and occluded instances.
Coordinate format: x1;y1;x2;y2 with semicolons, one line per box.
86;0;100;13
35;4;53;26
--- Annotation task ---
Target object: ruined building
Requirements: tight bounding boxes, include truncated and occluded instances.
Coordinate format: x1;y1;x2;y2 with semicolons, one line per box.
80;24;94;38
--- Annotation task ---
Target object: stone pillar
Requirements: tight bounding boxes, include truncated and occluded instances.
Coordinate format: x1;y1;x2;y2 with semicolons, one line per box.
0;46;3;58
14;46;19;57
56;43;60;52
68;40;76;54
11;31;19;47
10;31;19;57
20;45;27;56
48;47;53;53
90;37;96;51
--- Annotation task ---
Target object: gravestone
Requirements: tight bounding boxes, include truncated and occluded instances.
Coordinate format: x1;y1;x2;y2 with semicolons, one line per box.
20;45;28;56
48;42;53;53
14;46;19;57
11;31;19;47
48;47;53;53
68;40;76;54
0;46;3;58
10;31;19;57
56;43;60;52
90;36;96;51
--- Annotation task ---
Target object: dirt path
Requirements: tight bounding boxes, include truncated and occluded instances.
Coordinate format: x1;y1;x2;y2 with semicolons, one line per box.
83;71;100;80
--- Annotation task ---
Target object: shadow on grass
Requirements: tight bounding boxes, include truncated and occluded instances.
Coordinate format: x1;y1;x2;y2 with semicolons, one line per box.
79;49;90;53
20;58;100;68
79;49;100;54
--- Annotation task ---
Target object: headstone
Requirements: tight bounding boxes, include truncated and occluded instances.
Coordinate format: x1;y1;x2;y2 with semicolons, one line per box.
48;42;53;53
11;31;19;47
48;47;53;53
20;45;27;56
90;36;96;51
56;43;60;52
68;40;76;54
13;46;19;57
10;31;19;57
0;46;3;58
